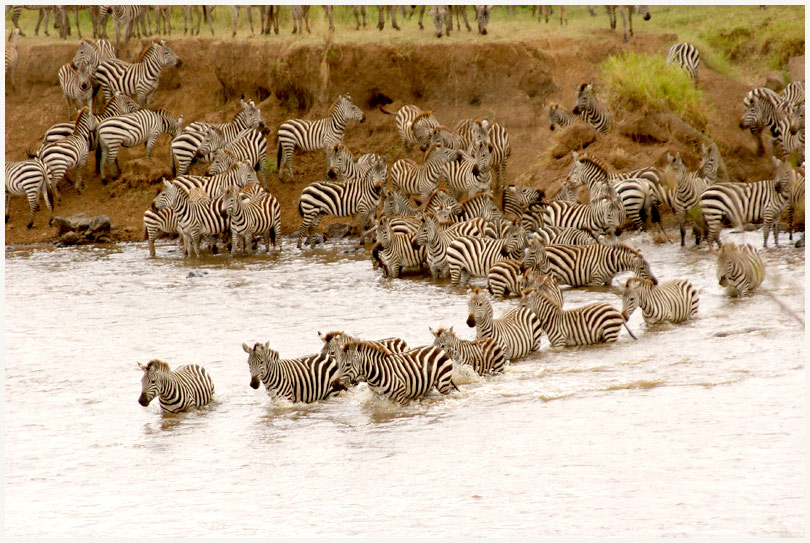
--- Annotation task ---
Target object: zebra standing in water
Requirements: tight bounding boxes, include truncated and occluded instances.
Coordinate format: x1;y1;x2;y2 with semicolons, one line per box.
542;197;625;237
430;326;505;375
138;360;215;414
486;235;550;298
446;222;526;286
391;143;464;200
667;151;711;246
621;276;699;325
572;83;612;135
206;128;268;189
666;42;700;86
699;156;793;248
96;109;183;180
5;159;54;228
143;206;180;258
223;185;282;254
36;108;98;194
340;341;456;404
58;60;93;120
716;243;765;297
786;167;805;241
277;94;365;182
547;103;578;131
376;215;426;278
466;287;543;361
94;39;182;107
544;243;657;287
319;331;409;386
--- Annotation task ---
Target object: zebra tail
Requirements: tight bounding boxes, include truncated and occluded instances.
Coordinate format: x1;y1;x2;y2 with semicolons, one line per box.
95;142;102;173
623;321;638;340
171;149;176;177
377;104;394;115
276;140;282;170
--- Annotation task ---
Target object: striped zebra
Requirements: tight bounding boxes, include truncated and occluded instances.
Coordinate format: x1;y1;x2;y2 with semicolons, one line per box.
457;192;503;224
443;139;492;200
72;39;117;75
138;360;215;414
110;5;146;57
94;39;182;107
242;342;345;403
547;103;578;131
699;156;793;248
474;5;492;35
412;212;482;278
739;87;803;159
430;125;467;151
519;289;633;347
297;157;386;248
223;186;281;254
5;28;20;90
486;235;550;298
327;142;379;183
341;341;456;404
143;206;180;258
277;93;365;182
466;287;543;360
206;128;268;189
391;143;463;200
376;215;426;278
182;6;216;36
716;243;765;297
318;331;408;387
572;83;612;135
607;5;651;42
622;276;699;325
666;42;700;86
6;5;52;37
171;99;265;176
58;60;93;120
779;81;805;111
545;243;657;287
698;141;723;182
502;185;546;218
446;222;527;286
5;159;54;229
430;326;505;375
535;225;600;246
393;106;440;152
667;151;711;246
96;109;183;180
518;270;564;307
172;161;260;198
542;197;624;237
786;168;805;241
36;108;98;194
42;91;140;147
479;121;511;192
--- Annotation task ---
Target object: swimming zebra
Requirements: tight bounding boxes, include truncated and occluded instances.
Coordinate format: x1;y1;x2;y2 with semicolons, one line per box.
502;185;546;218
393;106;440;152
466;287;543;360
138;359;215;414
621;276;699;325
277;93;365;182
206;128;268;189
319;331;409;386
96;109;183;180
58;60;93;120
94;39;182;107
5;159;54;229
172;99;265;176
443;139;492;200
5;28;20;90
572;83;612;135
699;156;793;248
223;186;281;254
545;243;657;287
667;151;711;246
446;222;526;286
430;326;505;375
143;206;180;258
36;108;97;194
297;156;386;248
520;289;632;347
376;215;426;278
242;342;345;403
547;103;578;131
666;42;700;86
535;225;600;246
341;341;456;404
716;243;765;297
486;235;550;298
391;143;464;200
542;197;624;237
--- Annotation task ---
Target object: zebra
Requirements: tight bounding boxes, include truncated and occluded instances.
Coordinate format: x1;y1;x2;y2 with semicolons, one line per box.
351;6;368;30
231;5;255;37
535;225;600;246
181;6;216;36
666;151;711;246
429;125;467;151
72;39;117;76
36;108;98;194
376;215;426;278
277;93;365;182
412;211;481;278
297;156;386;249
143;206;180;258
607;5;651;42
42;91;140;147
326;142;379;182
375;5;400;31
474;5;492;35
94;39;182;107
698;141;723;182
699;156;793;248
622;276;699;325
442;139;492;200
716;243;765;297
482;121;511;191
545;243;657;287
779;81;805;110
519;289;633;347
259;5;280;35
5;159;54;229
318;331;409;387
452;118;490;151
457;192;503;224
486;235;550;298
172;161;260;199
502;184;546;218
96;109;183;181
242;342;345;403
172;99;265;177
547;103;578;132
542;197;624;237
786;168;805;241
666;42;700;86
446;222;526;286
391;143;464;200
6;5;52;37
430;326;505;375
518;270;564;307
466;287;543;360
393;106;440;152
206;128;268;189
5;28;20;91
154;6;173;35
572;83;612;135
109;6;146;58
58;60;93;120
430;5;451;38
223;186;281;254
739;87;803;158
340;341;456;404
138;359;215;414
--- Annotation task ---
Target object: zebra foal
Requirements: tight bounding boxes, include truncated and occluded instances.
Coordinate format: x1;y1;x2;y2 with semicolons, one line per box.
430;326;506;375
572;83;612;135
223;186;281;254
622;277;699;325
138;359;214;414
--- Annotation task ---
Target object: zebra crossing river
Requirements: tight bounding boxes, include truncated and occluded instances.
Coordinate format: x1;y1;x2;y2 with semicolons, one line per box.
4;230;804;538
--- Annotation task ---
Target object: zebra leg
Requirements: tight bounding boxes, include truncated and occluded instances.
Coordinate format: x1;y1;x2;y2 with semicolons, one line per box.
417;6;425;29
25;189;37;228
390;6;400;30
309;214;325;248
298;213;314;249
5;192;9;224
74;7;82;40
232;6;239;37
145;136;157;158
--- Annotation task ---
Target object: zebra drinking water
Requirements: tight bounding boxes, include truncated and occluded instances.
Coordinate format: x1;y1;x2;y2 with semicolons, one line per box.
621;276;699;325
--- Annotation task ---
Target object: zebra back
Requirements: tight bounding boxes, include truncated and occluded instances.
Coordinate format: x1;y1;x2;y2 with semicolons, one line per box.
519;290;625;347
545;242;657;287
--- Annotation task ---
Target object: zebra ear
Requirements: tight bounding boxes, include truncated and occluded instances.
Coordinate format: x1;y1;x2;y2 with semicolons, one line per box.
138;362;147;371
162;178;171;188
242;343;251;353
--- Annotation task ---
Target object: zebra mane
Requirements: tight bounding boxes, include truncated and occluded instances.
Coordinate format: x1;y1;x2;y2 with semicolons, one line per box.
99;93;119;116
411;111;435;125
146;359;171;372
73;107;89;131
578;153;609;176
422;143;438;161
328;95;347;116
743;87;780;108
616;243;643;258
579;82;590;92
319;331;343;344
625;275;654;289
342;340;393;356
431;326;453;337
135;42;157;63
535;290;562;310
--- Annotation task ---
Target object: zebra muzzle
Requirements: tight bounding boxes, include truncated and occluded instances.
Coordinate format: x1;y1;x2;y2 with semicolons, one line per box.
175;59;183;68
466;315;476;327
327;168;337;179
572;106;580;115
249;376;260;389
138;394;150;406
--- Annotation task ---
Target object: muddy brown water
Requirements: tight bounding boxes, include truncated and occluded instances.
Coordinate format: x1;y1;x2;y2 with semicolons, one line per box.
4;228;804;538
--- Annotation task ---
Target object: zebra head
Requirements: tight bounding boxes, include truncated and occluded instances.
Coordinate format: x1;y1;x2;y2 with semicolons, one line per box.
572;83;595;116
698;142;721;181
523;235;550;275
431;5;448;38
207;148;236;176
339;342;371;385
138;359;170;407
327;142;351;179
621;276;652;321
430;327;460;359
635;5;651;20
107;91;141;116
772;157;795;196
75;59;92;93
412;112;438;151
336;94;365;124
152;179;180;212
566;151;585;186
413;212;437;248
475;5;492;35
594;195;625;237
239;99;266;130
155;39;182;68
196;127;223;157
466;288;493;328
242;342;274;390
628;247;658;285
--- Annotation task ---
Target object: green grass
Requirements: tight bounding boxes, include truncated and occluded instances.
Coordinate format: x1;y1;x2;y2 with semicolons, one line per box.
599;51;707;130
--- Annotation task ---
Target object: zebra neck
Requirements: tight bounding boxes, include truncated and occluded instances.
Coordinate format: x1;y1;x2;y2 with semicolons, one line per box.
328;112;348;137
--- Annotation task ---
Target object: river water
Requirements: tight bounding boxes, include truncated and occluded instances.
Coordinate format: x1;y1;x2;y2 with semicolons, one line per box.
4;229;805;539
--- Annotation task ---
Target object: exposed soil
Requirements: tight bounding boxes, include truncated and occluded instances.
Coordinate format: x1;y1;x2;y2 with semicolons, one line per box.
4;32;786;245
